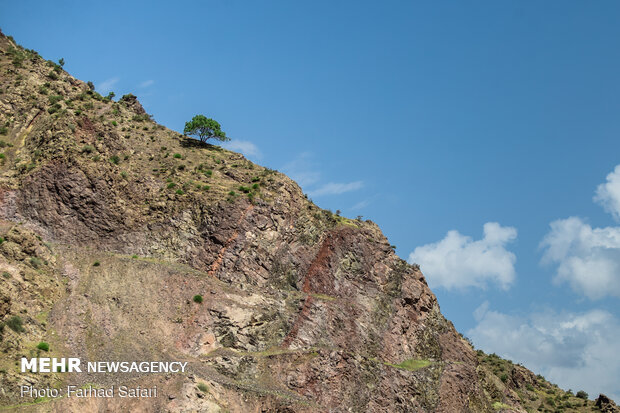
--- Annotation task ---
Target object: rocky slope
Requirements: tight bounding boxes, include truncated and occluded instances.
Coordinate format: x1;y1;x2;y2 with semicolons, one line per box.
0;30;614;412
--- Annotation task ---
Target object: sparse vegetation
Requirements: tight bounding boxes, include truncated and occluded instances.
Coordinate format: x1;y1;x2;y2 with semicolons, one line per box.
6;316;25;333
93;261;101;267
29;257;43;269
386;358;431;371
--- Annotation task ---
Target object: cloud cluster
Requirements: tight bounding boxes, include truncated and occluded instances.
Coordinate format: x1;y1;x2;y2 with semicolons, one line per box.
539;164;620;300
97;77;119;95
222;140;262;159
139;79;154;88
540;217;620;299
308;181;364;197
469;304;620;400
408;222;517;290
282;152;320;187
594;165;620;221
282;153;364;197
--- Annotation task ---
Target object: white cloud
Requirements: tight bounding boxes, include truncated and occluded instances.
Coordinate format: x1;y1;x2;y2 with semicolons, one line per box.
139;79;154;88
308;181;364;197
351;199;370;210
468;305;620;401
282;153;364;197
595;165;620;221
282;152;320;187
540;217;620;299
97;77;119;94
222;140;261;159
408;222;517;290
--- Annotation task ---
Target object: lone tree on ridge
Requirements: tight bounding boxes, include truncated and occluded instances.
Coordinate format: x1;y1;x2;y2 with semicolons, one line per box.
183;115;229;144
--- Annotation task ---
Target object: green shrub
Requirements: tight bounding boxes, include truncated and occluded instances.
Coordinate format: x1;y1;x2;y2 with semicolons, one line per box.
252;183;259;190
167;182;176;189
47;103;61;114
37;342;50;351
111;121;118;126
176;189;184;195
120;171;127;179
193;295;203;304
6;316;25;332
29;257;43;269
131;114;151;122
0;127;7;135
82;145;95;153
48;95;62;105
131;255;138;259
48;71;58;80
500;373;508;383
197;383;208;392
93;261;100;267
238;186;250;193
173;153;182;159
0;154;5;160
228;191;236;196
2;271;9;279
576;390;588;400
110;155;120;165
202;185;210;191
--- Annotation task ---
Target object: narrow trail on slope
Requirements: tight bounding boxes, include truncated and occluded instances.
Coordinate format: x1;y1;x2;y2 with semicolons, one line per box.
281;233;335;348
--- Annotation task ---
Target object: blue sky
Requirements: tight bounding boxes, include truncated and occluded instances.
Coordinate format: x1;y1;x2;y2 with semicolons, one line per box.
3;0;620;399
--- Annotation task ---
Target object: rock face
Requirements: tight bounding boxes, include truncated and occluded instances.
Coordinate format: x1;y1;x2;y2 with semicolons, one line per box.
596;395;620;413
0;31;610;412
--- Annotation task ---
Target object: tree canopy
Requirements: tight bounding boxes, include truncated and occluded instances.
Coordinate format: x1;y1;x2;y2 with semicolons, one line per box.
183;115;229;144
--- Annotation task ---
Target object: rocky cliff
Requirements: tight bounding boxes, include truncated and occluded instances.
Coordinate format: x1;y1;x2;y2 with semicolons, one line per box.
0;31;612;412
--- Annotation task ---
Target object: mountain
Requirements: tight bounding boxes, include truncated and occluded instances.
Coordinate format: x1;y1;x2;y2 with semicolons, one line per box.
0;30;615;413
